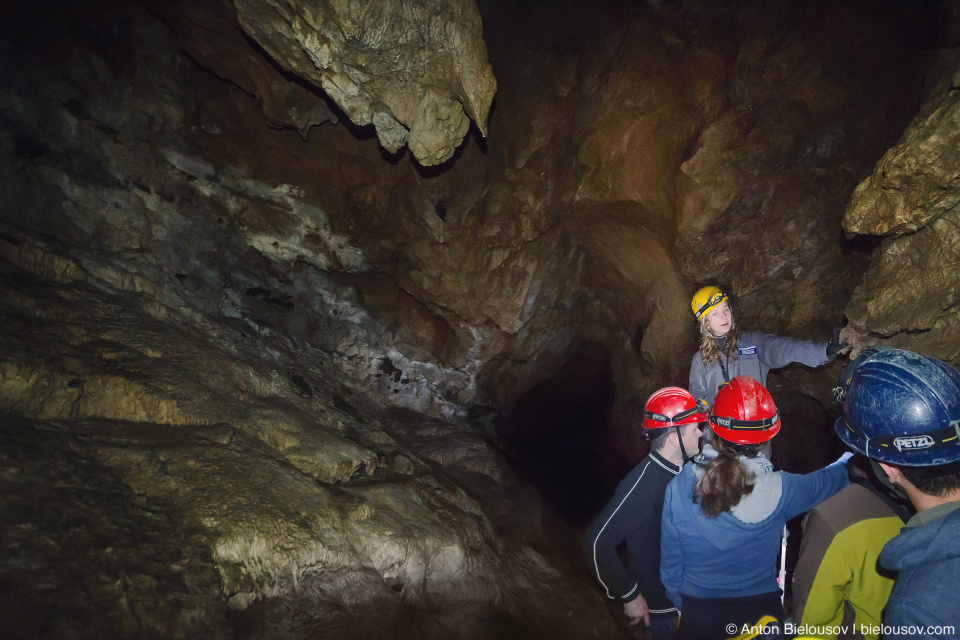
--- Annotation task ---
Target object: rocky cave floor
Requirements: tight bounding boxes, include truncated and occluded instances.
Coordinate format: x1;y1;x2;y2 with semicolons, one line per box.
0;411;628;640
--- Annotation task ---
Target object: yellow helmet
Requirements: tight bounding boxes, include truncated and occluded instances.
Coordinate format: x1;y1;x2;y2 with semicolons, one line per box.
691;285;727;321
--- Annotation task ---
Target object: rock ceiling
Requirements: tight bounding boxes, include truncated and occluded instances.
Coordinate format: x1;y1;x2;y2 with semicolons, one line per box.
0;0;958;637
153;0;496;166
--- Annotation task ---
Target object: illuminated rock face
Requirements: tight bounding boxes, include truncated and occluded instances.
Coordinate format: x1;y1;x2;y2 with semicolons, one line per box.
151;0;496;166
842;52;960;363
0;0;951;637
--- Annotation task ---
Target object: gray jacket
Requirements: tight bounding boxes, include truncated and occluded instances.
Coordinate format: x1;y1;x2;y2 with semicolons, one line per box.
879;501;960;638
689;330;829;407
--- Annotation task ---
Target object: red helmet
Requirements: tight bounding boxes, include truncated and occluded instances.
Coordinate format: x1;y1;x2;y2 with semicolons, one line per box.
709;376;780;444
643;387;707;431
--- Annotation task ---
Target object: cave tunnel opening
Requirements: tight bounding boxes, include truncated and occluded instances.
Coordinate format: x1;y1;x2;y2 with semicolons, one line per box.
495;342;632;530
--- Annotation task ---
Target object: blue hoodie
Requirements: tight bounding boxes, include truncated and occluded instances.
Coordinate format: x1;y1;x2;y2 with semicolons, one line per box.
878;501;960;638
660;453;849;610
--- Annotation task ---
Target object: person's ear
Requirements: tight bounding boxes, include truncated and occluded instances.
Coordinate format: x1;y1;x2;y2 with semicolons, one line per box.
667;429;680;447
877;461;903;486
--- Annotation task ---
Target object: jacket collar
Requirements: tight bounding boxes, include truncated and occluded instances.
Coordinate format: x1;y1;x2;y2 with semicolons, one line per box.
907;499;960;528
650;449;681;475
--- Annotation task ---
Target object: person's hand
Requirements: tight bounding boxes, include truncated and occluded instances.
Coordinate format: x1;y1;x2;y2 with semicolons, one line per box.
827;327;849;357
623;592;650;627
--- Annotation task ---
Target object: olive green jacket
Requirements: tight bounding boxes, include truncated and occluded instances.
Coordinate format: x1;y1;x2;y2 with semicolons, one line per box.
792;482;908;640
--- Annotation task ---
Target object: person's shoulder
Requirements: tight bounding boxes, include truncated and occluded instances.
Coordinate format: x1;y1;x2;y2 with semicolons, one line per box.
815;480;867;503
618;455;672;486
884;582;958;631
944;503;960;525
618;457;655;483
806;483;896;527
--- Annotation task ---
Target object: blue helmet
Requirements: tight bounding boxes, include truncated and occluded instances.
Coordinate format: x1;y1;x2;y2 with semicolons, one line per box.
831;346;886;405
835;347;960;466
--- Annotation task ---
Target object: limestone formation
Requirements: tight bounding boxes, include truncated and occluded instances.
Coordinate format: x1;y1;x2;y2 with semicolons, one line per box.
843;54;960;365
0;418;232;640
149;0;339;136
230;0;496;165
844;78;960;238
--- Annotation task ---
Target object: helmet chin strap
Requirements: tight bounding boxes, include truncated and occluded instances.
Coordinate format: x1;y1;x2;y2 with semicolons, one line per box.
675;425;691;464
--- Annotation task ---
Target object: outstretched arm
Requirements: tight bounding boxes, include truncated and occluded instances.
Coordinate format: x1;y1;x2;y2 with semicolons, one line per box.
780;453;851;520
756;332;831;371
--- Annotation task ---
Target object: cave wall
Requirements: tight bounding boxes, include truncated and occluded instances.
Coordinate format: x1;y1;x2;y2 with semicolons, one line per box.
473;0;936;406
841;30;960;364
0;0;946;429
0;2;622;637
0;0;957;637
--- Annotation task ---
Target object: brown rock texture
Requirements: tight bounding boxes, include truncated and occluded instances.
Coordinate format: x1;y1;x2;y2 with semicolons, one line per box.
230;0;496;165
148;0;339;136
843;54;960;364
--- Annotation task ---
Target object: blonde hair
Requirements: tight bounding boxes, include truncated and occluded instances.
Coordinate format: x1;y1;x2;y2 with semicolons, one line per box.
699;313;740;366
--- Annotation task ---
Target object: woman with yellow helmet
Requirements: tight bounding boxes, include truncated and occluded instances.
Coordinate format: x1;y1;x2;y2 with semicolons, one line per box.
689;285;846;411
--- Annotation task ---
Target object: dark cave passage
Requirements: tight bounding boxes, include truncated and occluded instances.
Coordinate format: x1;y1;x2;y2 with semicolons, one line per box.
496;343;630;527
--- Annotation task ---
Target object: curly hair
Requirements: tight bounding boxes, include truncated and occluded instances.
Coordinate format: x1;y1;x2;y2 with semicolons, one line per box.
693;434;762;517
699;313;740;367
